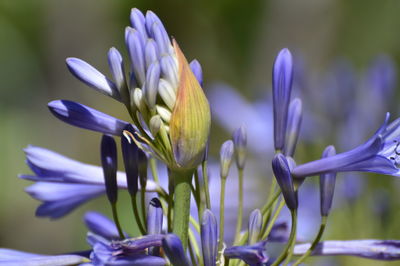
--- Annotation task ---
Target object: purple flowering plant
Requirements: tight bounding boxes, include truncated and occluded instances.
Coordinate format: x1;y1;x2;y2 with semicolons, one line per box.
4;7;400;266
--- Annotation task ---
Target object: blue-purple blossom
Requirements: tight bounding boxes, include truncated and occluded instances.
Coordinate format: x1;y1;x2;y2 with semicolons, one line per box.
20;146;159;218
248;209;262;245
161;234;190;266
201;209;218;266
48;100;129;136
293;240;400;260
272;154;298;210
84;211;125;240
272;48;293;151
319;145;337;217
89;233;166;265
121;125;139;196
0;249;89;266
292;113;400;178
101;135;119;204
224;241;269;266
284;98;302;157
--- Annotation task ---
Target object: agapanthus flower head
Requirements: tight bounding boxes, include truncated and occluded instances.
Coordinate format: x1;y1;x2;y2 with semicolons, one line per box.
292;113;400;178
272;48;294;151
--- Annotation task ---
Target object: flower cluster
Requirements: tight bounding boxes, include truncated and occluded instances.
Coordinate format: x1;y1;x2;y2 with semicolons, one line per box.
3;7;400;266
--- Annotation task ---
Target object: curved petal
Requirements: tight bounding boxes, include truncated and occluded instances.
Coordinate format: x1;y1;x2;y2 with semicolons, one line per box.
66;57;121;100
48;100;129;136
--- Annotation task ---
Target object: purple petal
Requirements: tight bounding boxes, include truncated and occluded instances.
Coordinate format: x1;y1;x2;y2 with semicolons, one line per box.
294;240;400;261
66;57;120;100
84;211;124;240
108;47;127;93
190;59;203;87
48;100;129;136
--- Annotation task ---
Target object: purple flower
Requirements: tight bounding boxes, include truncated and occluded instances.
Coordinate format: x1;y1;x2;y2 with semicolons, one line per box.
161;234;190;265
292;113;400;178
224;241;269;266
294;240;400;261
272;154;298;210
272;48;293;151
20;146;160;218
201;209;218;266
48;100;129;136
0;249;89;266
89;233;166;265
84;211;125;240
319;145;337;217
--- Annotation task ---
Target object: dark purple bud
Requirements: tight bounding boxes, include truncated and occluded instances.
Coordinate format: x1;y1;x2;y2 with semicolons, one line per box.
284;98;302;157
224;241;269;266
101;135;118;204
162;234;190;266
201;209;218;266
190;59;203;87
320;145;337;217
138;149;148;189
220;140;234;179
272;48;293;151
248;209;262;245
233;125;247;169
121;125;139;196
272;154;298;210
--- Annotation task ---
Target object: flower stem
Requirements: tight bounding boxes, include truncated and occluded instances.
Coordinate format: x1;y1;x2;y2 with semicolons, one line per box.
272;209;297;266
292;216;327;265
111;202;125;239
233;168;244;244
171;168;194;250
202;160;211;209
218;178;227;257
261;199;285;240
130;194;146;235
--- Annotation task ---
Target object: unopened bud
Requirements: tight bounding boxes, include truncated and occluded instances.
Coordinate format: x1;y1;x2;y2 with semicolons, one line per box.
220;140;234;179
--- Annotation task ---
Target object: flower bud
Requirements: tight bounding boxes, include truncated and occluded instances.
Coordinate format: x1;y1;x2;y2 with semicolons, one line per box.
284;98;302;157
138;149;148;190
169;40;211;169
201;209;218;266
224;241;269;265
147;198;163;256
121;125;139;196
320;145;337;217
220;140;234;179
101;135;118;204
233;125;247;169
248;209;262;245
272;48;293;151
272;154;297;210
162;234;190;265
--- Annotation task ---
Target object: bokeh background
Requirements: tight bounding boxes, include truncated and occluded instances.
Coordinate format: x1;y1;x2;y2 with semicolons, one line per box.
1;0;400;265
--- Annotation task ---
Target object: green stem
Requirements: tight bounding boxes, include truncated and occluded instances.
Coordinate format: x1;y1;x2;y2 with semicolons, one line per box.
172;168;194;250
261;199;285;240
111;203;125;239
130;194;146;235
218;178;227;255
202;160;211;209
233;168;244;244
141;186;147;230
272;209;297;266
292;216;327;266
149;157;160;183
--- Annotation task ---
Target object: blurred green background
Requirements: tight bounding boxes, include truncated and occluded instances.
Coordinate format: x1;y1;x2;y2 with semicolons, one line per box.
1;0;400;265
